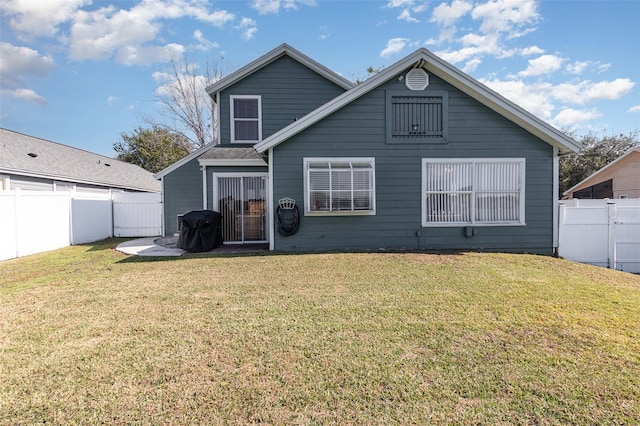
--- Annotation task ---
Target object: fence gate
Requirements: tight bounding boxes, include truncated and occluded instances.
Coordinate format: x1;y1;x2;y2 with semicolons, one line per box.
558;199;640;273
113;192;162;237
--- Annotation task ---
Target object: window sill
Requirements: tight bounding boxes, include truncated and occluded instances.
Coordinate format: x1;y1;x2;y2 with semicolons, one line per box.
386;137;448;145
305;210;376;217
421;221;526;227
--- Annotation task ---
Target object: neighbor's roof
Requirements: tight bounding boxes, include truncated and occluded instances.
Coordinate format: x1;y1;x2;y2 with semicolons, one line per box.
255;48;580;155
0;128;160;192
205;43;354;95
563;148;640;196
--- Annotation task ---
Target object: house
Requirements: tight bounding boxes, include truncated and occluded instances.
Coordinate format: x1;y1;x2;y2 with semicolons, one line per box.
0;128;160;193
563;148;640;199
155;44;580;254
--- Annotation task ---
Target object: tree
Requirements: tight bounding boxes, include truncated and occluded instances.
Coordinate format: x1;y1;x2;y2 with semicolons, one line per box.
114;126;192;173
153;58;223;148
560;130;640;194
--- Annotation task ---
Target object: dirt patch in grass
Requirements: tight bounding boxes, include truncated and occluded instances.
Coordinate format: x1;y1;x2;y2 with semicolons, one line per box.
1;240;639;424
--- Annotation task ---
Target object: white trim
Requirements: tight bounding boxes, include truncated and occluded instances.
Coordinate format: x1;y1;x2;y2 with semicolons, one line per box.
198;158;267;167
212;172;269;244
201;165;207;210
553;147;559;249
255;48;579;155
303;157;376;216
160;176;166;236
205;43;353;95
230;95;262;144
215;91;221;145
268;148;274;251
421;158;526;227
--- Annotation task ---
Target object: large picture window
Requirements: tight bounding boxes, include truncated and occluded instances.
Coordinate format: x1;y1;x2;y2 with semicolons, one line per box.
230;95;262;143
304;158;375;215
422;158;525;226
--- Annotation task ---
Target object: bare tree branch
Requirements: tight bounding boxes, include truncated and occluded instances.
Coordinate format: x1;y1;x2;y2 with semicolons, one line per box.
154;57;224;149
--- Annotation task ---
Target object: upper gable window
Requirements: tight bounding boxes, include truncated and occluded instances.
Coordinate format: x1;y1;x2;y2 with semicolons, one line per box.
231;95;262;143
386;90;448;144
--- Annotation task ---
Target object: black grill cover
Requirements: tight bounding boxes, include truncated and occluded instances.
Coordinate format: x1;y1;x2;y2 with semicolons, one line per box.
177;210;223;252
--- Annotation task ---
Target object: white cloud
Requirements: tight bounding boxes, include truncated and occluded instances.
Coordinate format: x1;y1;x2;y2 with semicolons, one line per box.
552;108;601;127
250;0;316;14
462;58;482;73
0;42;55;87
552;79;635;104
520;45;544;56
431;0;473;26
192;30;219;51
7;88;47;105
628;106;640;113
480;78;555;120
107;96;120;106
0;0;90;39
0;42;53;105
66;1;232;64
386;0;429;23
398;9;419;22
471;0;539;36
518;54;563;77
380;38;409;58
237;17;257;40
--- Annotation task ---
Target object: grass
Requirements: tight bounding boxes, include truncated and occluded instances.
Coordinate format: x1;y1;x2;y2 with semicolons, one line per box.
1;239;639;425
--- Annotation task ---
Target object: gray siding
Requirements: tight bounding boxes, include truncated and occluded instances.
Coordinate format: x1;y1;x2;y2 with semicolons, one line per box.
219;55;347;145
272;71;556;254
162;158;203;235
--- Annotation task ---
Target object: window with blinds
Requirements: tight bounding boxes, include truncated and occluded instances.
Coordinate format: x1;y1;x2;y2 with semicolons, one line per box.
230;95;262;143
421;158;525;226
304;158;375;215
386;90;448;143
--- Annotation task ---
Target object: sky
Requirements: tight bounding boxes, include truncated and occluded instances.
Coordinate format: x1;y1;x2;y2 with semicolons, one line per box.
1;0;639;157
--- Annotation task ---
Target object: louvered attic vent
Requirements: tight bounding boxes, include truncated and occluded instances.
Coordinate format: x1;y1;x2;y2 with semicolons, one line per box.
405;68;429;91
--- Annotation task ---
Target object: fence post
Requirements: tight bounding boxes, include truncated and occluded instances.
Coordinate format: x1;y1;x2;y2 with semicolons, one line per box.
607;201;617;270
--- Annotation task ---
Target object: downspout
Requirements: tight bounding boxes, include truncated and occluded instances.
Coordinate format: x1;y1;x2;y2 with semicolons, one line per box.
268;148;274;251
552;146;559;254
160;177;166;236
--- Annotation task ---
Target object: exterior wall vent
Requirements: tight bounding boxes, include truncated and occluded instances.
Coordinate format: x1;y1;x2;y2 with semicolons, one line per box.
405;68;429;91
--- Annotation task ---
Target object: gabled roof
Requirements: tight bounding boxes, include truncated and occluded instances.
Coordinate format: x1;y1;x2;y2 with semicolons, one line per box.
563;148;640;196
0;128;160;192
255;48;580;155
205;43;353;95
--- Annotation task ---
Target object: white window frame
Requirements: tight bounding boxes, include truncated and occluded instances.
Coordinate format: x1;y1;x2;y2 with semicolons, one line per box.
230;95;262;144
304;157;376;216
421;158;526;227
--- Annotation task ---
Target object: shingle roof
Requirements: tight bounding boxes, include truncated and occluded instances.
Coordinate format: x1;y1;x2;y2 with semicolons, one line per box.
198;147;263;160
0;128;160;192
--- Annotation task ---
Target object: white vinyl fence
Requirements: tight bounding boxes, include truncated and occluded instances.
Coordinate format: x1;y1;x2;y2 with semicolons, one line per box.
558;199;640;273
0;189;161;261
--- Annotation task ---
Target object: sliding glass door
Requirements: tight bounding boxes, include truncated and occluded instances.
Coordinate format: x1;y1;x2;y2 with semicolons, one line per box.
215;174;267;243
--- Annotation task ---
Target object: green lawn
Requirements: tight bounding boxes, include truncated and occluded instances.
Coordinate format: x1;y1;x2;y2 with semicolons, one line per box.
1;239;639;425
